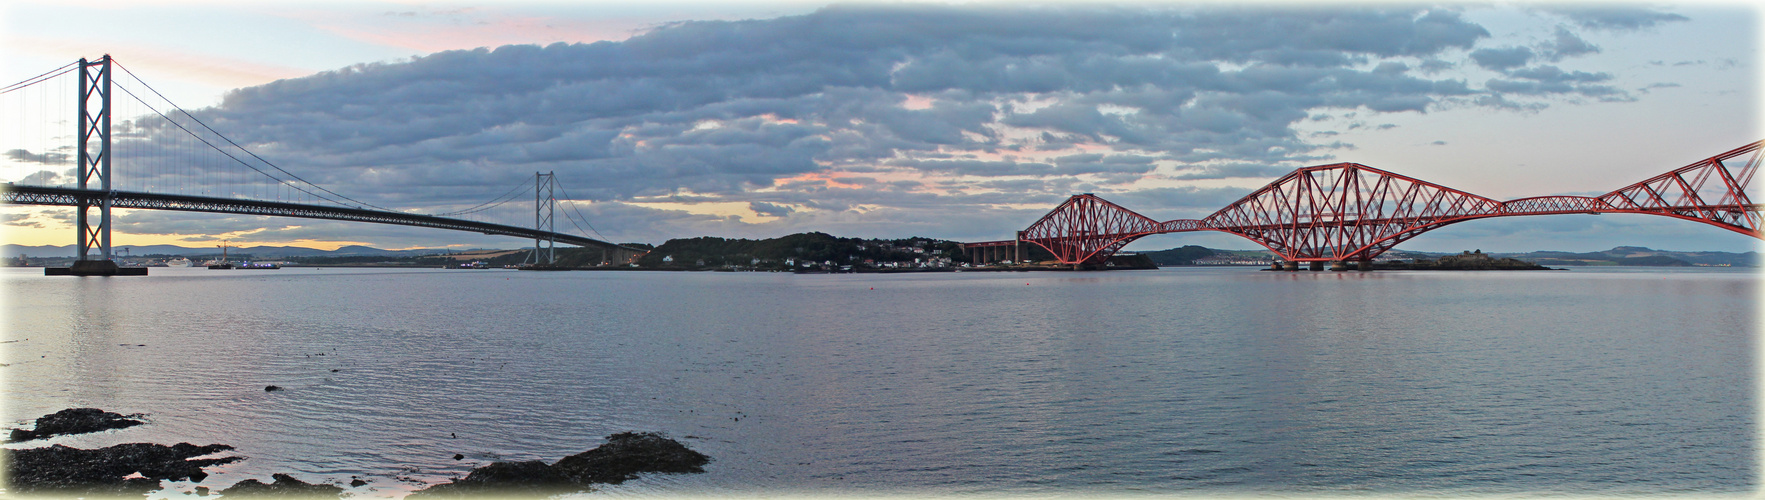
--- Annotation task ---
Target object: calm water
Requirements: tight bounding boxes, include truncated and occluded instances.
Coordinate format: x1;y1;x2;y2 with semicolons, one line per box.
2;266;1756;497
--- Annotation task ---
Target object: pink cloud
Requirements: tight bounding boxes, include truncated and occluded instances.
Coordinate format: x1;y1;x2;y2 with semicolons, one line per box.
8;35;311;89
283;8;657;53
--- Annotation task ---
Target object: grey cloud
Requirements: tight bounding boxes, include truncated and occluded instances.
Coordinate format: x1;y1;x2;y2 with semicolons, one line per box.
86;4;1688;246
1507;66;1612;84
1542;6;1689;31
1485;78;1622;97
1541;26;1600;61
975;178;1058;192
40;208;71;225
1479;65;1629;102
17;170;65;186
1090;172;1145;184
886;158;1055;177
1486;66;1625;99
1169;162;1293;180
1106;186;1260;212
1174;8;1489;59
195;4;1512;200
1051;154;1159;175
1472;94;1548;112
1470;46;1535;71
113;211;300;239
1417;58;1455;73
5;148;69;165
749;201;795;217
1;213;40;228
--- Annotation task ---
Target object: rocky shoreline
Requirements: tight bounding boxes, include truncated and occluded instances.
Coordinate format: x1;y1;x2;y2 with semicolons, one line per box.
7;408;145;442
411;432;709;498
3;408;711;498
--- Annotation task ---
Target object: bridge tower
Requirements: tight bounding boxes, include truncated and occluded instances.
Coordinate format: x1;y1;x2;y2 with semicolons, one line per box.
524;171;556;265
78;55;113;263
47;55;142;276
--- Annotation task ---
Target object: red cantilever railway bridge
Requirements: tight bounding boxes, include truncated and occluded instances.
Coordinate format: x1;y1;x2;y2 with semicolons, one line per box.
966;140;1764;268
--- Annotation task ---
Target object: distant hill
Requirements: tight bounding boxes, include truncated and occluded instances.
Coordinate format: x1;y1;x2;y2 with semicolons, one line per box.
1138;245;1215;265
1491;246;1759;267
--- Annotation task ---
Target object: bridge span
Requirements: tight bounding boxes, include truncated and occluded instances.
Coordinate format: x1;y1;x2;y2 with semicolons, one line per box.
1;184;644;260
970;140;1764;269
2;55;647;274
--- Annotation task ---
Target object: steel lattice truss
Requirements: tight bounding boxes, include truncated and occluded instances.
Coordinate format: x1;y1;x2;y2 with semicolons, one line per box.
1592;141;1761;234
2;184;640;254
1020;195;1166;264
1018;140;1764;265
1203;164;1502;261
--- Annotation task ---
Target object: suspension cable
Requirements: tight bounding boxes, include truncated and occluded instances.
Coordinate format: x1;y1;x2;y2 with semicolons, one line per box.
108;82;354;207
33;57;587;226
1;62;77;95
432;177;533;216
113;60;398;211
555;183;612;242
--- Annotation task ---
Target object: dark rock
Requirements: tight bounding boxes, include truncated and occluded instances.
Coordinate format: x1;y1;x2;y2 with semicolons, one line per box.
459;461;570;485
453;454;464;460
264;385;282;392
4;442;239;495
410;432;709;497
217;473;344;498
349;477;367;487
8;408;145;442
407;461;573;498
196;485;211;496
552;432;710;485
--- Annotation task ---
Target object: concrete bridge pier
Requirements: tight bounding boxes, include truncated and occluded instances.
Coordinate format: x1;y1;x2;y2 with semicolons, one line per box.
1016;231;1027;263
1329;261;1348;271
1309;261;1325;271
1282;261;1300;271
1358;259;1373;271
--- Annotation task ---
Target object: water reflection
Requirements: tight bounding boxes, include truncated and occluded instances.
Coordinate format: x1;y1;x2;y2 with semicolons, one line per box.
2;266;1755;497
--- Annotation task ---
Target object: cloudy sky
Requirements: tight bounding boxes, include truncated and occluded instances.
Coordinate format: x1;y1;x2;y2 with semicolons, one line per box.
1;1;1759;253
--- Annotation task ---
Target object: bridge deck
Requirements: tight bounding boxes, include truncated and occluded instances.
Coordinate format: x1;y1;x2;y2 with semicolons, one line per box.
3;184;646;254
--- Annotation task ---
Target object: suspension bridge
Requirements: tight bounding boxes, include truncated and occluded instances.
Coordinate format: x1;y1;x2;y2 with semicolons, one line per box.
967;140;1764;270
1;55;647;275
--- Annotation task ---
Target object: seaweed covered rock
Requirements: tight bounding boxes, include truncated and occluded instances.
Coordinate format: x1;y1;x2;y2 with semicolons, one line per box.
217;473;344;498
407;460;574;498
4;442;239;495
552;432;711;484
9;408;145;442
410;432;710;497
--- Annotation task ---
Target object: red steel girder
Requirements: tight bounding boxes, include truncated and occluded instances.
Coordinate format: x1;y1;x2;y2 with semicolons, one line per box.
1595;141;1762;236
1021;194;1165;265
1199;163;1502;262
997;140;1764;266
